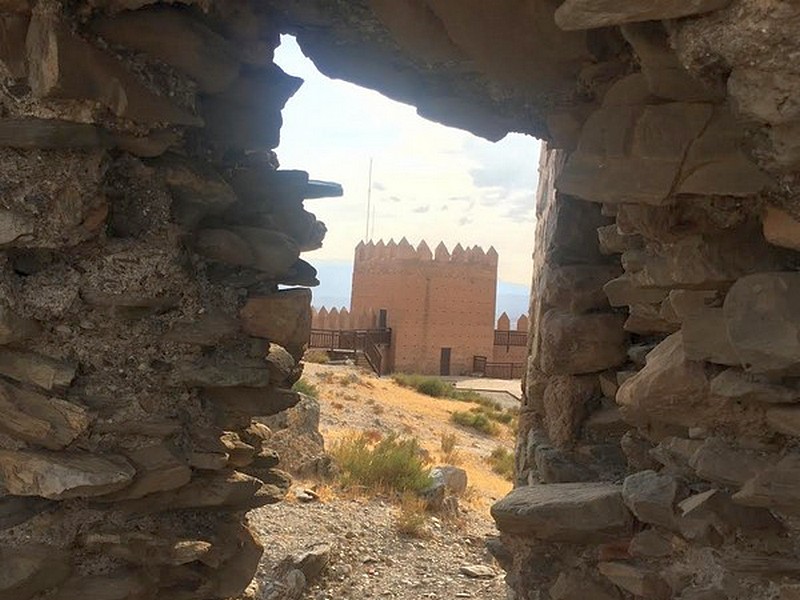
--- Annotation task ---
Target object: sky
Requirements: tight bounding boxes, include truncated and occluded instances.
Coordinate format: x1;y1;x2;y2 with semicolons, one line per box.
273;36;540;313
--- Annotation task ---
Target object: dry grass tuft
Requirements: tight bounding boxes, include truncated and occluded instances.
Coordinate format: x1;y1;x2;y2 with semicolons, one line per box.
439;432;462;465
394;493;432;539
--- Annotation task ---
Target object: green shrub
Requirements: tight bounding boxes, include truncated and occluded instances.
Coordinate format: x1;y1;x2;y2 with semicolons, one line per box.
330;432;432;493
488;446;515;481
450;410;498;436
393;373;487;403
292;378;319;399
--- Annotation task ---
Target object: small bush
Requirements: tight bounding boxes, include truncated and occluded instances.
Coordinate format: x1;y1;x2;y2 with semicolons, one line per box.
488;446;515;481
292;378;319;399
392;373;498;404
439;432;462;465
331;432;432;494
394;493;431;539
450;410;498;436
304;349;330;364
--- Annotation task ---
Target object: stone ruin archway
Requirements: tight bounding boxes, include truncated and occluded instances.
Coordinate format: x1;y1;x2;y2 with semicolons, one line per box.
1;1;800;599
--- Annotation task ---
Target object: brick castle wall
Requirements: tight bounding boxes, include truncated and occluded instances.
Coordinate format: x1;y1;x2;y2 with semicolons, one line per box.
350;239;498;375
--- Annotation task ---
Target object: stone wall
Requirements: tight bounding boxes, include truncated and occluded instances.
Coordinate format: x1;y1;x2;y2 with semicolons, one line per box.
0;2;332;598
351;239;498;375
490;5;800;600
2;1;800;599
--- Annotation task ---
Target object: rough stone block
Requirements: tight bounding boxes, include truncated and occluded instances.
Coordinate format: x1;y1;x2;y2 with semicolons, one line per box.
682;307;740;366
538;310;627;375
763;205;800;251
734;453;800;514
678;488;783;541
0;380;91;450
171;357;271;388
204;386;300;420
534;445;597;483
598;224;641;255
550;571;621;600
723;272;800;374
629;529;673;558
240;289;312;358
555;0;730;30
689;437;773;487
603;275;668;307
27;12;201;125
728;68;800;125
622;470;679;529
598;561;671;599
621;23;722;102
624;303;680;335
541;264;621;313
91;6;241;93
202;68;302;152
710;368;800;404
543;375;599;447
0;450;135;499
0;544;71;600
194;227;300;276
97;443;192;501
491;482;632;542
766;406;800;436
617;332;710;429
0;348;75;391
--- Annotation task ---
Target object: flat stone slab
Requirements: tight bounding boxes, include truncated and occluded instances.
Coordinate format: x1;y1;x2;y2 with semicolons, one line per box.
491;483;632;542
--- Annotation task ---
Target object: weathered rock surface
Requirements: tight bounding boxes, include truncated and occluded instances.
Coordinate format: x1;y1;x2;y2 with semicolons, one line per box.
622;470;679;529
0;544;71;600
0;450;135;499
555;0;729;31
598;561;672;599
689;437;773;487
723;273;800;374
734;453;800;514
617;332;710;428
240;289;312;359
0;381;91;450
491;483;632;542
539;310;627;375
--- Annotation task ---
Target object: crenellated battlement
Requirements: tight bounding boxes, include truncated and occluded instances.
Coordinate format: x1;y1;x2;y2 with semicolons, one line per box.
312;306;378;330
354;238;498;267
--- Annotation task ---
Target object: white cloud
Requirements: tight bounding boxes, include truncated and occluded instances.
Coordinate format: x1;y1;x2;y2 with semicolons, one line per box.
274;35;541;285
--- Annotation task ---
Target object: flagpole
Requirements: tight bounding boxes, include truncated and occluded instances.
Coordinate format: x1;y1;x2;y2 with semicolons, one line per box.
365;157;373;242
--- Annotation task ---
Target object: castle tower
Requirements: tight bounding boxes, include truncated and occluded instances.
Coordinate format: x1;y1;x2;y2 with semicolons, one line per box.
351;239;497;375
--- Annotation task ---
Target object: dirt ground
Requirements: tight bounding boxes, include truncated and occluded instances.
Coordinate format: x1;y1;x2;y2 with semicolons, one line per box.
246;362;517;599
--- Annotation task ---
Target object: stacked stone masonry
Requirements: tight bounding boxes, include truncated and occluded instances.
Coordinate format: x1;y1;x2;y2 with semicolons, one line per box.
0;1;335;598
1;1;800;599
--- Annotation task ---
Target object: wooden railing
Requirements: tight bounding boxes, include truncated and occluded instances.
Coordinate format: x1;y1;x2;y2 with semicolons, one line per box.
493;330;528;348
309;328;391;376
472;355;525;380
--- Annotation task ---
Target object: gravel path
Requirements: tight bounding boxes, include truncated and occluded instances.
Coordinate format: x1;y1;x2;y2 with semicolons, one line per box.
248;495;508;599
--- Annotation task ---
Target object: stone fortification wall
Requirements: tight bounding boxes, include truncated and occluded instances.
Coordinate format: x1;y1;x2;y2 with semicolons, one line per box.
351;239;497;375
490;6;800;598
492;313;529;364
311;306;377;331
0;1;331;598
